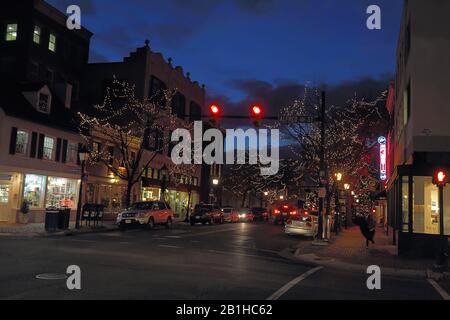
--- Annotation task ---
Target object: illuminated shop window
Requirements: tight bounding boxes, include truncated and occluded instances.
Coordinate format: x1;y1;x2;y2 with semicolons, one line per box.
23;174;46;208
46;177;78;209
413;177;440;235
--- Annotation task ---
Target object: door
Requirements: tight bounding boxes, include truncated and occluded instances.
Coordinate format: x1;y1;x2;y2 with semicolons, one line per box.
0;184;11;222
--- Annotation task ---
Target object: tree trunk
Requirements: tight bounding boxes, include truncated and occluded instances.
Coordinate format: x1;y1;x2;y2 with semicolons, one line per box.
241;191;248;208
125;181;134;208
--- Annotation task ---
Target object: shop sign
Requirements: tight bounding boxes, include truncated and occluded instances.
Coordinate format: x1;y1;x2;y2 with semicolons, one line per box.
378;136;387;181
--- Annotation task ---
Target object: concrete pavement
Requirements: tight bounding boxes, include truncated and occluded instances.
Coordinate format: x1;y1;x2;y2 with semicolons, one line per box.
0;222;447;300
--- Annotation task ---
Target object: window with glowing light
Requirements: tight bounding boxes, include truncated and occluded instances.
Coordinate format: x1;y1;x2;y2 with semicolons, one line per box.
413;177;440;235
33;25;41;44
23;174;46;208
48;33;56;52
45;177;78;209
6;24;17;41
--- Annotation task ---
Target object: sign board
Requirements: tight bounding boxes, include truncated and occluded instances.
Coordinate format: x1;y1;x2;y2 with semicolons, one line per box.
378;136;387;181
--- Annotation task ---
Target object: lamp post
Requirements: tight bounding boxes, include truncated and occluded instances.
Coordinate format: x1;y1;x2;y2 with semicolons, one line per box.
75;146;89;229
433;169;449;271
334;173;343;235
210;178;219;204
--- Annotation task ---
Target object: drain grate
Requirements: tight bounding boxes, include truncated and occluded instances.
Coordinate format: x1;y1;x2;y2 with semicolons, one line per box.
35;273;68;280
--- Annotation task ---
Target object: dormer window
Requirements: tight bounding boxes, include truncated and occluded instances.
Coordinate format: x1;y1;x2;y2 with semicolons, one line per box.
38;93;50;114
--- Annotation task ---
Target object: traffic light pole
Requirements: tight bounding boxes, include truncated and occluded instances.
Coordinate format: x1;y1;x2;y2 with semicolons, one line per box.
437;185;448;270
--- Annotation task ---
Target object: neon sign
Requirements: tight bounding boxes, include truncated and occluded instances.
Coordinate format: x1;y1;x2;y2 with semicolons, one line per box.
378;136;387;181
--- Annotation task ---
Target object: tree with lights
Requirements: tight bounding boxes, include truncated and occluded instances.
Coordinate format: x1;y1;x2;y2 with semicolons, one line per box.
78;77;190;207
277;87;390;215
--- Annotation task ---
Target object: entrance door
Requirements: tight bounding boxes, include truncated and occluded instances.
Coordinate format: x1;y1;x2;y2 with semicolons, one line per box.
0;184;11;222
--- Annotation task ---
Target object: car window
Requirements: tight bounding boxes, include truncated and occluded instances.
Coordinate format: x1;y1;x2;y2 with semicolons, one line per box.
131;202;153;210
222;208;232;213
158;202;167;210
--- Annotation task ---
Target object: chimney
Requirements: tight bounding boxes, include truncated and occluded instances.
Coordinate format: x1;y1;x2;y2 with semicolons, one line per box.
55;82;73;109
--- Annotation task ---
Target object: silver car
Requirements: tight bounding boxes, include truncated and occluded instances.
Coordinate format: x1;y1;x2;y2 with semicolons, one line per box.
285;212;318;238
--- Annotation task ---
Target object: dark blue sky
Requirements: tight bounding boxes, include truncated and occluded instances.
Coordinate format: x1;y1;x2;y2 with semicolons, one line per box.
49;0;403;112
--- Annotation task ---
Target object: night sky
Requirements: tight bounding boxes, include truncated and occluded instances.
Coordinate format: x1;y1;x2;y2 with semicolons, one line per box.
49;0;404;117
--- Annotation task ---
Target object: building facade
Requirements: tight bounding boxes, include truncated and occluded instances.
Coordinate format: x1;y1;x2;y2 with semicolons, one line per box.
0;0;92;223
80;42;205;220
387;0;450;256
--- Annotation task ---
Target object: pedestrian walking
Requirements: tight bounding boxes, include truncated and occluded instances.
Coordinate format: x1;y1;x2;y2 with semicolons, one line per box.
366;212;376;247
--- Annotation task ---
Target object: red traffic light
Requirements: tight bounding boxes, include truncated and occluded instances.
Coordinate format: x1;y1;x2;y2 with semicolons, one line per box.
209;104;222;117
433;169;449;187
251;104;264;118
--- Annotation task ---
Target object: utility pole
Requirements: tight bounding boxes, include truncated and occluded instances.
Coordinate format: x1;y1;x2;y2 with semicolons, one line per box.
317;91;326;240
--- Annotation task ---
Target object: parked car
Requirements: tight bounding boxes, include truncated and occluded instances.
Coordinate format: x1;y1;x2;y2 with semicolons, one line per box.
272;204;298;225
238;208;255;222
285;210;318;238
251;207;269;222
221;206;239;223
190;204;224;225
117;201;174;230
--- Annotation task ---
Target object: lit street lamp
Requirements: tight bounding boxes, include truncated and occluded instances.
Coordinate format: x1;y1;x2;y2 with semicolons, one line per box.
75;146;89;229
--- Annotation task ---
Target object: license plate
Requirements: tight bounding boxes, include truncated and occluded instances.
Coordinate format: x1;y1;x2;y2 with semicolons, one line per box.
282;213;287;216
196;217;201;220
125;220;132;224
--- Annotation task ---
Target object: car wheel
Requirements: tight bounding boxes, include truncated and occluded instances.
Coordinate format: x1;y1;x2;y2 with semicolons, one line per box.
166;218;173;229
147;217;155;230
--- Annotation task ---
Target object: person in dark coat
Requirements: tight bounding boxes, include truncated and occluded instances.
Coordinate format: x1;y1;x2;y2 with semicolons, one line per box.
354;213;376;248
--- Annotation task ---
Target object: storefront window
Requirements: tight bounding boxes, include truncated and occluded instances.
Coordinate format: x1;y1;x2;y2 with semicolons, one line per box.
111;186;126;212
23;174;46;208
413;177;439;235
444;185;450;236
401;177;409;232
46;177;79;209
0;185;10;203
142;187;160;201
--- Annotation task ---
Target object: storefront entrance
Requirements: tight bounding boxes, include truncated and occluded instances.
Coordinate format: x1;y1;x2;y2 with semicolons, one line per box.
0;183;11;222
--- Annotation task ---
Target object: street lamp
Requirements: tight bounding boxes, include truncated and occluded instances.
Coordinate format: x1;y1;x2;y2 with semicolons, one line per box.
264;191;269;196
335;172;343;182
344;184;350;190
75;146;89;229
212;178;219;186
279;195;284;200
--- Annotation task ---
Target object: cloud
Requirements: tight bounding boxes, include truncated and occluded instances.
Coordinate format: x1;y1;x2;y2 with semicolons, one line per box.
208;76;391;128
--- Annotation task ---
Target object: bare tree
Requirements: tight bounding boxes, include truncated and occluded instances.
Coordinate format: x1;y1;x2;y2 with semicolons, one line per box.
78;78;190;207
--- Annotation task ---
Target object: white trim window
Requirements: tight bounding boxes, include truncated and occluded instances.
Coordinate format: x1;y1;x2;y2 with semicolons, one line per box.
66;142;78;164
43;136;55;160
15;130;29;155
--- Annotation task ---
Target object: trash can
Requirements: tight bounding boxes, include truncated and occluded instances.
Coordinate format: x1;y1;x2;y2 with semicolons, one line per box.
45;208;59;232
58;208;71;230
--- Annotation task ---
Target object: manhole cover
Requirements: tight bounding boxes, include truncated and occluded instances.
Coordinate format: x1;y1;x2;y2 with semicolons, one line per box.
35;273;68;280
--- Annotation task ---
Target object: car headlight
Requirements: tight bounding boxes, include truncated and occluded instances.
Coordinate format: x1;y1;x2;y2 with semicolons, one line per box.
240;214;246;218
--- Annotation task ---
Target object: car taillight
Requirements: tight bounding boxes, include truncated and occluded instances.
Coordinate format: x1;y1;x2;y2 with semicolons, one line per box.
283;205;289;209
274;210;280;215
304;211;309;215
290;211;298;215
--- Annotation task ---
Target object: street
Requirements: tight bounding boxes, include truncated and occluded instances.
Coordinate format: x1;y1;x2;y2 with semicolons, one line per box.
0;223;444;300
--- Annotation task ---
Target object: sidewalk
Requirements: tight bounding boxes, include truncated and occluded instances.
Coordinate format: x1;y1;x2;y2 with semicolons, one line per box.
0;221;118;237
282;225;449;279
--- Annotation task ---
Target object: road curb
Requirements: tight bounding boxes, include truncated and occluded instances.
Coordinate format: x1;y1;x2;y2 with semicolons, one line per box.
279;247;429;280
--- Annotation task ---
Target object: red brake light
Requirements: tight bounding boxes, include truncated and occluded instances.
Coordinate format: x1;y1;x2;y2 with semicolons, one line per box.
304;211;309;215
283;205;289;209
274;209;280;215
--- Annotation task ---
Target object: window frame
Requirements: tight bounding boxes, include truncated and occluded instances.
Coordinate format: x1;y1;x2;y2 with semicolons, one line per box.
43;136;55;161
66;141;79;164
33;25;41;44
15;129;30;156
37;92;51;114
48;33;57;52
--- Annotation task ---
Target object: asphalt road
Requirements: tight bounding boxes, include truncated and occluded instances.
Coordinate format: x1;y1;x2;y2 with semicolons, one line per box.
0;222;446;300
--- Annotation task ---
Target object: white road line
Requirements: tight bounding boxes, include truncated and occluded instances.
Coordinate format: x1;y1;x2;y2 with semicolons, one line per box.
158;245;182;249
267;266;324;301
428;279;450;300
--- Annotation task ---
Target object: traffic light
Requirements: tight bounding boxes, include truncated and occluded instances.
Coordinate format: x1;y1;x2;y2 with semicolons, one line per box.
209;104;222;118
433;169;449;187
250;104;264;127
